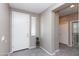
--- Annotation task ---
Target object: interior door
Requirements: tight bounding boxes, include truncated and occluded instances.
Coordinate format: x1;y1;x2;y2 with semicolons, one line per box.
72;21;79;48
12;11;30;52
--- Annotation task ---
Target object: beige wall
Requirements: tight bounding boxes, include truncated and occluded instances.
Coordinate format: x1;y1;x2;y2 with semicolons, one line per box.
0;3;10;55
59;13;78;46
59;13;78;24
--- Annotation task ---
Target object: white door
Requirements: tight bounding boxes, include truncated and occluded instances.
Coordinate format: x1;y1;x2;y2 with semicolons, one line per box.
12;11;30;52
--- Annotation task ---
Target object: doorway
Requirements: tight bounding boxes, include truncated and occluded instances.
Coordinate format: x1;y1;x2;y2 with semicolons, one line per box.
71;21;79;48
53;3;78;56
55;3;78;48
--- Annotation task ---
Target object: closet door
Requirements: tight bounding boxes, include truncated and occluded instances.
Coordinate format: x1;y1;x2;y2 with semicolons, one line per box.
12;11;30;52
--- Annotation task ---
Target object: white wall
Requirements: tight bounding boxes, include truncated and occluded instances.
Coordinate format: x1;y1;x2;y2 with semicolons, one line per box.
40;11;53;53
54;13;59;50
40;3;64;54
0;3;10;55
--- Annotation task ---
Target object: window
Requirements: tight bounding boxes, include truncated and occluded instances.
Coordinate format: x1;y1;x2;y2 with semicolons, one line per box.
31;16;36;36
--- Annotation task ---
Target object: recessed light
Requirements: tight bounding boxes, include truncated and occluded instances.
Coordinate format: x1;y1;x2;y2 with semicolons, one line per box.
70;5;75;8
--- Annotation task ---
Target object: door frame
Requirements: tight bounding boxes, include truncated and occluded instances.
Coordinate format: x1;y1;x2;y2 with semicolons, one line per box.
10;10;31;53
70;20;79;47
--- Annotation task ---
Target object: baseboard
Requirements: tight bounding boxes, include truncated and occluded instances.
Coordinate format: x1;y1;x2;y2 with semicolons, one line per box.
9;51;13;54
40;47;60;56
9;46;36;54
52;49;60;55
29;46;36;49
40;47;53;55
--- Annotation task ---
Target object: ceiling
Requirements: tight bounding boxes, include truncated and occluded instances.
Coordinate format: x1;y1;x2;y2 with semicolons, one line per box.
9;3;53;14
57;3;78;17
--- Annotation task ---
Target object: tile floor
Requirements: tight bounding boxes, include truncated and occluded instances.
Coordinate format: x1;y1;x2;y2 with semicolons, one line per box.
9;44;79;56
9;48;50;56
54;44;79;56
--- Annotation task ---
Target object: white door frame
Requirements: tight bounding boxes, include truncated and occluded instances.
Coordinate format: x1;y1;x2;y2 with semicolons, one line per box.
10;10;31;53
70;20;79;47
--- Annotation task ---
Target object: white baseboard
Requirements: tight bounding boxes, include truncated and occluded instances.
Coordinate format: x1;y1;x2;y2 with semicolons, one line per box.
9;46;36;53
40;47;60;56
10;51;13;53
29;46;36;49
8;51;14;56
52;49;60;55
40;47;53;55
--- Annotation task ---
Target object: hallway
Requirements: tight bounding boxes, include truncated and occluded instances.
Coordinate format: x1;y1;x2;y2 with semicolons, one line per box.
54;44;79;56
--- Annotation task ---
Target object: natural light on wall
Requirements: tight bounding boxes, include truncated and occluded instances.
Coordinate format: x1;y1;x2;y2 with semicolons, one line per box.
31;16;36;36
